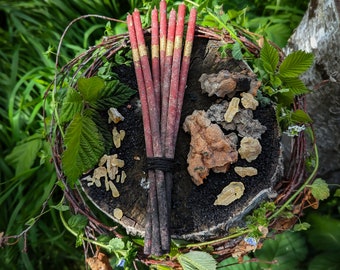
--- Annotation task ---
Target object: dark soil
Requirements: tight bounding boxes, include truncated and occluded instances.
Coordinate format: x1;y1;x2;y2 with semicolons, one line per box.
81;39;281;240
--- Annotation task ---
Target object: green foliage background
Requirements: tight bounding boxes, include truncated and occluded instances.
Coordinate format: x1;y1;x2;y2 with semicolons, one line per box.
2;0;338;269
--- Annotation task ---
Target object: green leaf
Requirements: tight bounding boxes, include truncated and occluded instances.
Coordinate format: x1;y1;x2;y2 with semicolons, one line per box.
68;214;88;232
108;238;125;250
51;203;70;212
260;40;279;74
254;231;307;269
5;134;43;176
293;222;311;231
308;252;340;270
306;214;340;251
232;42;243;60
280;77;309;95
309;178;330;201
178;251;217;270
217;256;258;270
291;109;313;124
59;88;83;123
77;76;105;102
61;114;104;184
334;189;340;197
278;50;313;77
91;80;136;110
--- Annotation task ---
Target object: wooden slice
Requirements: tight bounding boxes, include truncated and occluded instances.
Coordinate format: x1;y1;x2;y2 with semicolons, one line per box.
80;39;282;241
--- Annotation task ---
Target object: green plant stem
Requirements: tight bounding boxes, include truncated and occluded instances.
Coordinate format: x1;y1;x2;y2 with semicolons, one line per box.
186;229;252;248
59;209;108;250
269;140;319;220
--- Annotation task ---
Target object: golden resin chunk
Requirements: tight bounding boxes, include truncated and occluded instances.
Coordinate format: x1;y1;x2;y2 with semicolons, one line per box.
214;182;245;206
224;97;240;123
234;166;258;177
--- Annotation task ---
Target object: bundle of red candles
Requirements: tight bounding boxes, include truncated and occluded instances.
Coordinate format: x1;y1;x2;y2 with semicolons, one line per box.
127;1;196;255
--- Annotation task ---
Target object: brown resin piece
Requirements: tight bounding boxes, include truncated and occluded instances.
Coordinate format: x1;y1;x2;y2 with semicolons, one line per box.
214;182;245;206
234;166;258;177
183;110;238;185
238;137;262;162
199;70;261;98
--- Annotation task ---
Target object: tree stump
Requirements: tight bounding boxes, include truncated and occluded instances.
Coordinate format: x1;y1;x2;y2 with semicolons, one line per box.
80;39;282;241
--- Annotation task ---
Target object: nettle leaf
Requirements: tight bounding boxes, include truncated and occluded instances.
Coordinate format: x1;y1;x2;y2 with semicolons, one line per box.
278;50;313;78
255;231;307;270
68;214;88;232
91;80;136;110
280;77;309;95
260;40;279;74
309;178;330;201
77;76;105;102
291;109;313;124
178;251;217;270
62;114;104;184
59;88;83;123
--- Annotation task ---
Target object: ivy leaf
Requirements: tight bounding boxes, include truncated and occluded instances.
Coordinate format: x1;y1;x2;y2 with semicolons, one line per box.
91;80;136;110
255;231;307;270
59;88;83;123
77;76;105;102
62;113;104;184
291;109;313;124
178;251;217;270
260;40;279;74
278;50;313;78
309;178;330;201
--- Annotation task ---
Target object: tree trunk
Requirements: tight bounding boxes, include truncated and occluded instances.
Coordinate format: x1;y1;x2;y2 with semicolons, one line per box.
285;0;340;184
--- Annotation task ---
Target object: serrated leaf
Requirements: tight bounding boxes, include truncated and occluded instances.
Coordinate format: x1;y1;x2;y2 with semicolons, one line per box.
291;109;312;124
309;178;330;201
68;214;88;232
254;231;307;269
178;251;217;270
77;76;105;102
59;88;83;123
293;222;311;231
62;114;104;184
91;80;136;110
5;134;42;176
260;40;279;74
278;50;313;77
108;238;125;250
232;42;243;60
280;77;309;95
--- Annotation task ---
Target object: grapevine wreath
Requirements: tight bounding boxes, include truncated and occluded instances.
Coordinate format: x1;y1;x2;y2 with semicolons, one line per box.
48;1;319;268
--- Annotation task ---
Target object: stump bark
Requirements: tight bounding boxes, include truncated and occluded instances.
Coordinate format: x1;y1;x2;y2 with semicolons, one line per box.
81;39;282;241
